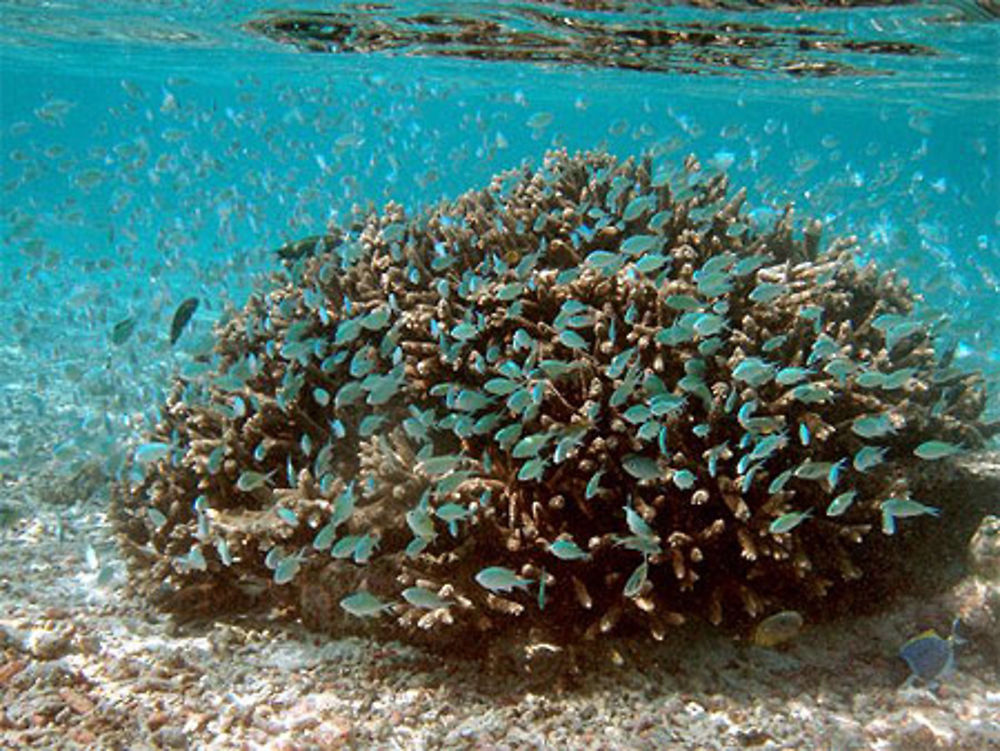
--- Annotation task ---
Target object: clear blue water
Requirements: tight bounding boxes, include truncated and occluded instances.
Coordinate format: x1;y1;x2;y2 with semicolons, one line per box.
0;0;997;483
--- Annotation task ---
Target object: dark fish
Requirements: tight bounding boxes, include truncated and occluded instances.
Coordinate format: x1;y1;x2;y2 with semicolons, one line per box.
111;316;137;346
170;297;199;345
938;338;957;369
275;233;340;262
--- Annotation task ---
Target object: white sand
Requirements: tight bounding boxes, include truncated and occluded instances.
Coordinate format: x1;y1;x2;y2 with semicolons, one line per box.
2;490;998;750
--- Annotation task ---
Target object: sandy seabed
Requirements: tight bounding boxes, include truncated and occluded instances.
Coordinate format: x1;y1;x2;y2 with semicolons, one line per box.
1;487;998;751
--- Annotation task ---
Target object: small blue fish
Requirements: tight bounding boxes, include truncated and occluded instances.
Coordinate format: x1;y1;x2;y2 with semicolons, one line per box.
585;250;624;274
623;559;648;598
621;234;659;256
452;389;493;413
236;469;276;492
650;393;686;417
634;253;669;274
559;329;589;351
826;458;847;490
548;538;590;561
732;357;776;387
622;455;661;481
880;497;940;535
748;282;788;304
135;442;172;465
794;459;839;481
585;470;604;500
623;404;651;424
882;367;917;390
513;328;536;350
769;509;812;534
740;464;761;494
697;272;734;298
512;433;551;459
886;320;925;351
623;194;656;222
737;399;758;427
517;457;547;482
762;334;789;353
624;504;657;539
872;313;906;333
615;534;662;556
402;586;451;609
899;619;965;687
826;490;857;517
808;335;839;364
330;535;362;559
340;591;392;618
672;469;696;490
331;483;356;528
406;507;436;541
698;337;723;356
434;502;472;523
851;413;896;439
823;357;856;384
111;316;137;346
768;467;794;494
353;534;379;564
215;537;232;566
606;347;636;379
334;317;362;346
450;321;479;341
147;506;169;529
475;566;532;593
665;294;703;311
273;553;303;585
484;377;521;396
790;383;834;404
733;253;770;276
181;546;207;572
748;433;788;463
853;445;888;472
693;313;727;337
637;420;661;442
312;522;337;551
361;305;391;330
775;367;813;386
855;370;887;389
420;454;465;475
913;440;963;460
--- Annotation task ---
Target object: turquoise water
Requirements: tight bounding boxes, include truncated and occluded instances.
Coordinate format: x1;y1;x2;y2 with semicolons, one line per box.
0;0;998;485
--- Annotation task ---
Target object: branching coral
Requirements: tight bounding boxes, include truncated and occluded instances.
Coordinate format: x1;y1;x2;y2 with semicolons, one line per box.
113;149;995;655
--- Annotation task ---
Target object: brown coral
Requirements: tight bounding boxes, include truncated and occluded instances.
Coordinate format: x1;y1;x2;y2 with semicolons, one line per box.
112;149;995;655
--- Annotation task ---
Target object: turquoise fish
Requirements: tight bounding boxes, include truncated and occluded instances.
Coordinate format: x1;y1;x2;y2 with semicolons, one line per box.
913;440;963;460
340;591;393;618
853;445;888;472
881;497;940;534
548;538;590;561
769;509;812;534
402;586;451;609
475;566;532;593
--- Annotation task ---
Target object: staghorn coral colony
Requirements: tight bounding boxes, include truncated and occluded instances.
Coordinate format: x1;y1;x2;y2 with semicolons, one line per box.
113;149;995;657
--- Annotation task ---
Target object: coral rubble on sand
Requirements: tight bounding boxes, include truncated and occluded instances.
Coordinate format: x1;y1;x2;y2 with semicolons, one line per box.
112;149;995;654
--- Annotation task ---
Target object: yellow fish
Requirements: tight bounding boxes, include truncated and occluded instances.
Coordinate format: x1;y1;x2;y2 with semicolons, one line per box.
751;610;804;647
